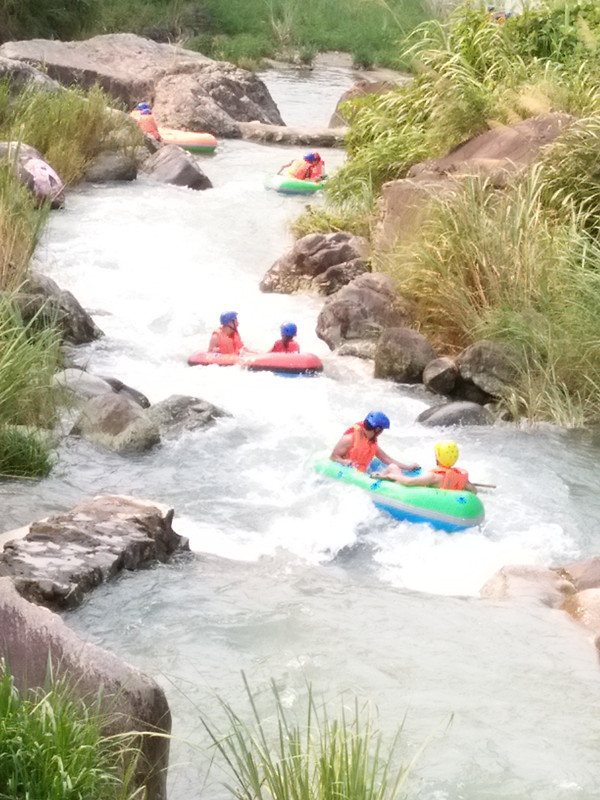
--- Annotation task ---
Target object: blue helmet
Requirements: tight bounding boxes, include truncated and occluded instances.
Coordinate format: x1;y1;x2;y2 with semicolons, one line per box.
281;322;297;337
304;152;318;162
220;311;238;326
365;411;390;430
136;102;150;110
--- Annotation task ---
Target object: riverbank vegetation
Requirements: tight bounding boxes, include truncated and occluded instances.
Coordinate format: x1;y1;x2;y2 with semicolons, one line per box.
0;663;140;799
0;82;140;476
302;0;600;426
0;0;434;70
201;676;420;800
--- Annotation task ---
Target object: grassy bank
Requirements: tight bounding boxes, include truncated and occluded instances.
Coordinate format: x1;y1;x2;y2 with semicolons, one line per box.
299;0;600;426
0;0;435;70
0;663;140;800
0;81;141;476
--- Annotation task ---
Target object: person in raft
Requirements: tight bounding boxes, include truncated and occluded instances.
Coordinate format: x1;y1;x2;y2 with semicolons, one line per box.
129;102;162;141
279;152;325;182
330;411;420;474
208;311;244;355
270;322;300;353
376;440;478;493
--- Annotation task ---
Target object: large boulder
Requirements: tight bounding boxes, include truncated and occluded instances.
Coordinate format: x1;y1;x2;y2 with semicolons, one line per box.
18;273;103;344
316;272;414;350
374;112;575;253
71;393;161;453
0;577;171;800
480;565;575;607
260;232;370;295
374;327;437;383
329;78;397;127
456;340;519;399
84;150;138;182
0;54;59;91
145;394;230;436
0;495;189;610
416;401;495;427
0;34;284;137
142;144;212;190
423;356;458;395
0;142;65;208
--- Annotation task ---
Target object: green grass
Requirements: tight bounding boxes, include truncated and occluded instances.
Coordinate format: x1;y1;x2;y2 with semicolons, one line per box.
199;675;424;800
0;425;54;478
0;663;141;800
384;169;600;425
0;84;143;186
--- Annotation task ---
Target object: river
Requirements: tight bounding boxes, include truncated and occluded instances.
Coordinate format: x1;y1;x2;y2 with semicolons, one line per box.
5;64;600;800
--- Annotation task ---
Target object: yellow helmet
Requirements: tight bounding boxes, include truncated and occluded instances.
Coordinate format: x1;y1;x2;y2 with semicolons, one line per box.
435;440;459;468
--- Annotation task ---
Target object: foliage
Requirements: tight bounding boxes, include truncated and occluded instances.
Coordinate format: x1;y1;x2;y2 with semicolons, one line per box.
387;171;600;425
200;675;420;800
0;84;142;185
291;179;375;239
0;425;54;478
0;292;63;430
0;0;98;43
0;164;48;290
0;663;141;800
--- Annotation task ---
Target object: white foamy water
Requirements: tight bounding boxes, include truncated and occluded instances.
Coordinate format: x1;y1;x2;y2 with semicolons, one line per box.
3;66;600;800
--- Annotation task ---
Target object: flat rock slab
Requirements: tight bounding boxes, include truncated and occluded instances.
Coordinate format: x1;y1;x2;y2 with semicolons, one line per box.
0;495;189;610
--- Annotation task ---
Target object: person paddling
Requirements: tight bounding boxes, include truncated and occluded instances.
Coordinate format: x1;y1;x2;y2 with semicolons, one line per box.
208;312;244;355
330;411;420;474
278;152;325;182
375;440;478;493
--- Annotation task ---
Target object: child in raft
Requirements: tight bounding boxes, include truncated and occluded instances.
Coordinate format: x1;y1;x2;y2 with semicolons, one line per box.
375;440;478;493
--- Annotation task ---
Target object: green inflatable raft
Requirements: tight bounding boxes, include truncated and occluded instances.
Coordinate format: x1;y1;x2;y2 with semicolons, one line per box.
312;457;485;532
265;174;325;195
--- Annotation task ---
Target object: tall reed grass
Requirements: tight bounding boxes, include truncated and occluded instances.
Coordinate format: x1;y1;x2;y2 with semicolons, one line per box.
200;676;421;800
386;170;600;425
0;662;141;800
0;84;142;185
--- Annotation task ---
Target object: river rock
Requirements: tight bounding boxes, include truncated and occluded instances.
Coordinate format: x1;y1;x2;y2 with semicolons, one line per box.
142;144;212;190
316;272;415;350
423;356;458;395
0;495;189;609
416;401;495;427
329;78;396;127
0;142;65;208
456;340;519;398
374;327;437;383
374;112;575;253
71;393;160;453
18;273;103;344
0;54;60;91
84;150;138;182
145;394;230;436
561;588;600;658
260;232;369;295
238;121;346;146
0;34;284;136
0;577;171;800
54;368;148;404
561;558;600;592
480;565;575;607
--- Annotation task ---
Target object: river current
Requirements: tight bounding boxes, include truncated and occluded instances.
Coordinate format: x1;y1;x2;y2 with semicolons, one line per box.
4;64;600;799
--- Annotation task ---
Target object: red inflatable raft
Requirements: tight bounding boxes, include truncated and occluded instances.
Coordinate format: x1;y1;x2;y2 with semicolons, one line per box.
187;351;323;376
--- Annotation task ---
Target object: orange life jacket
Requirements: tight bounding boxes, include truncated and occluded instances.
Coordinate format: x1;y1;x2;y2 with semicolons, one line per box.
270;339;300;353
212;327;243;355
345;422;378;473
130;109;161;140
287;159;311;180
432;466;469;491
309;161;324;181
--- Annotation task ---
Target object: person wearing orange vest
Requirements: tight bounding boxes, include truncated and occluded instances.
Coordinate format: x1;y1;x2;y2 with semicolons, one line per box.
208;311;244;355
376;440;477;493
279;152;325;182
130;103;162;141
270;322;300;353
330;411;420;474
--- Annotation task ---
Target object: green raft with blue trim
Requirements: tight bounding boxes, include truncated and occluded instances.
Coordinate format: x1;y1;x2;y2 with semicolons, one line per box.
312;457;485;532
265;174;325;195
